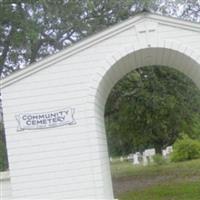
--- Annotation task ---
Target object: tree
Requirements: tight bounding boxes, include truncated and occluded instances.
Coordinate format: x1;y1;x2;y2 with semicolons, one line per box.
0;0;142;78
1;0;199;78
105;66;200;155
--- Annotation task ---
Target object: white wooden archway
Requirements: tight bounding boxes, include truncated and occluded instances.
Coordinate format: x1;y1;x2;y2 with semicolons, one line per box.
1;13;200;200
85;43;200;200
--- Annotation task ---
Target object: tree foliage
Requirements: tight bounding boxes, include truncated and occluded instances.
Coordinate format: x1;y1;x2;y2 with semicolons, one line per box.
171;135;200;162
105;66;200;155
0;0;200;78
0;0;141;77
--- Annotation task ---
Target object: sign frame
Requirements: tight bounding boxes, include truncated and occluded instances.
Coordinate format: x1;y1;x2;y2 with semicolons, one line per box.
16;108;76;131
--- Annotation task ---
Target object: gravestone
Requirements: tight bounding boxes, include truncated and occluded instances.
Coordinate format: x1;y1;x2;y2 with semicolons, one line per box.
143;148;156;165
162;146;173;159
133;152;142;165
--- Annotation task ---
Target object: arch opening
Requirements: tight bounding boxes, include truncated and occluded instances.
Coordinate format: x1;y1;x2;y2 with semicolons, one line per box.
94;48;200;110
105;65;200;156
90;46;200;199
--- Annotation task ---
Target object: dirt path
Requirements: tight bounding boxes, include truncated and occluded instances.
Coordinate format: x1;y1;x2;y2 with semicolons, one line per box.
112;175;200;197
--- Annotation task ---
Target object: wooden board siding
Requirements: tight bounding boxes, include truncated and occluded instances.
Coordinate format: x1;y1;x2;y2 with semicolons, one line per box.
1;13;200;199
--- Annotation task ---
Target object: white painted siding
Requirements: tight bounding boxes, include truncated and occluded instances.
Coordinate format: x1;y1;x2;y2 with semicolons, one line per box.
0;172;12;200
1;14;200;199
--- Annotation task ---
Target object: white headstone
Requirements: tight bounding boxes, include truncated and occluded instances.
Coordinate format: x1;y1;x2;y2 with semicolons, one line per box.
133;152;141;165
162;149;167;158
162;146;173;158
166;146;173;154
143;148;156;165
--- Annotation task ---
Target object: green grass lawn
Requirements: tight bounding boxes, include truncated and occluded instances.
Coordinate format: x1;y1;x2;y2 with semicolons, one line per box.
111;159;200;178
111;159;200;200
119;181;200;200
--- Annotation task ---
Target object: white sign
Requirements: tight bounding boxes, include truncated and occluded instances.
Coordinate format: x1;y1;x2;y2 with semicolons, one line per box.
16;108;76;131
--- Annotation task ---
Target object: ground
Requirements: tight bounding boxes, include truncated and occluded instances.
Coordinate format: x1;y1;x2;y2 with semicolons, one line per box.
111;159;200;200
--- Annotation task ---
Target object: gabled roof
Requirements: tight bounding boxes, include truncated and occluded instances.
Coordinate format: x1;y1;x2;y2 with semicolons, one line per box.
1;12;200;89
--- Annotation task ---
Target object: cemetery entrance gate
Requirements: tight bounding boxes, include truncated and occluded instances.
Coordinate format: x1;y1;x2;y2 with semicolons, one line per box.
1;13;200;200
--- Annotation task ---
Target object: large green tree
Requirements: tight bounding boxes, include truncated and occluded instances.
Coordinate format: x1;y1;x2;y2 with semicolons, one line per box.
0;0;199;78
105;66;200;155
0;0;141;77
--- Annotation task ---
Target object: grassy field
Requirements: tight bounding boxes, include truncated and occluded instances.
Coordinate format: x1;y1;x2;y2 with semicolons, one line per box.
111;159;200;200
119;181;200;200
